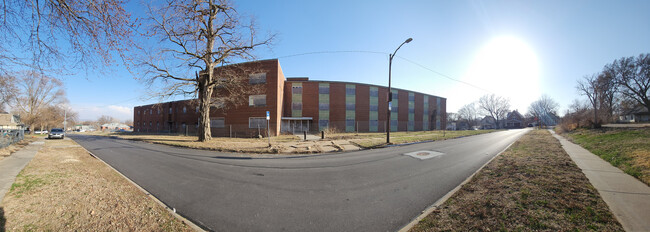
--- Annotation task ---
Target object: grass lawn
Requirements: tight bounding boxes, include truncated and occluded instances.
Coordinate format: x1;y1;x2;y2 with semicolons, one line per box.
562;128;650;186
410;130;623;231
328;129;496;148
1;138;192;231
103;130;496;154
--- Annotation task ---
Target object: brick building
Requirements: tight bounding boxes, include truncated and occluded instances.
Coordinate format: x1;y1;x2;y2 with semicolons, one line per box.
133;59;447;137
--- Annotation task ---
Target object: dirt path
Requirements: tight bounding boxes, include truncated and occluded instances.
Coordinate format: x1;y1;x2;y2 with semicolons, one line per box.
1;138;193;231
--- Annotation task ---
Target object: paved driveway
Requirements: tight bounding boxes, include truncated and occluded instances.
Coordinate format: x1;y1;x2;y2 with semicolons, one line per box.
70;129;529;232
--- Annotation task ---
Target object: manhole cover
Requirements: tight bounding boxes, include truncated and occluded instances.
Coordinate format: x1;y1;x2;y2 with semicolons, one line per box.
404;150;445;160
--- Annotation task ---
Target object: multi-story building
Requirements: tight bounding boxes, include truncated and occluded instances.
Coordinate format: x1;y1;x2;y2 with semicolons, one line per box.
133;59;447;137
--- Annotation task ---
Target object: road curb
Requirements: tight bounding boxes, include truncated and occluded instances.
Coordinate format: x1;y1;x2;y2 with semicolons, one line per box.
76;140;207;232
397;130;526;232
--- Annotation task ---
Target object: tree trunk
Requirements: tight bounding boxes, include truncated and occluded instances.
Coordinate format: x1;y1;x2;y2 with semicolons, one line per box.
197;75;213;142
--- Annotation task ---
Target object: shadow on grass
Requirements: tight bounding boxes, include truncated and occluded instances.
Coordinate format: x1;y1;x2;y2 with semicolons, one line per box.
1;206;5;231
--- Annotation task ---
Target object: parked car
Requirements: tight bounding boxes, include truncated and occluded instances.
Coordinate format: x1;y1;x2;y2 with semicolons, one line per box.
48;128;65;139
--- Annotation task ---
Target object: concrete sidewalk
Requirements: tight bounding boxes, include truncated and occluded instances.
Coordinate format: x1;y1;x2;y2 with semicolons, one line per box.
0;139;44;205
551;131;650;232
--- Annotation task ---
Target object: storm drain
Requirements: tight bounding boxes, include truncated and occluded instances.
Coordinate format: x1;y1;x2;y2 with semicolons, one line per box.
403;150;445;160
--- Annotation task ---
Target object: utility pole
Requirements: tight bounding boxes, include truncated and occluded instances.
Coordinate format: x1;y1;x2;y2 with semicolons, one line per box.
387;38;413;144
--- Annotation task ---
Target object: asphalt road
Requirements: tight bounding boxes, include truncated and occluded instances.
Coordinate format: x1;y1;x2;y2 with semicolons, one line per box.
70;129;530;232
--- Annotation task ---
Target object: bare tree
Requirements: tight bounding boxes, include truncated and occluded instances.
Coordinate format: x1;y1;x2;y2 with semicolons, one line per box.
0;74;17;112
528;95;559;127
607;53;650;112
0;0;135;73
457;102;479;128
11;71;66;131
576;74;600;127
137;0;273;141
97;115;117;126
596;69;618;122
478;94;510;129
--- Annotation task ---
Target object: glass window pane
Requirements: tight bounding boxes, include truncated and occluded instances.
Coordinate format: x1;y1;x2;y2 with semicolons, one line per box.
369;105;378;111
319;103;329;110
319;120;329;127
346;103;355;111
292;102;302;110
370;89;378;97
210;118;225;128
292;87;302;94
319;86;329;94
249;73;266;84
346;88;355;95
249;95;266;107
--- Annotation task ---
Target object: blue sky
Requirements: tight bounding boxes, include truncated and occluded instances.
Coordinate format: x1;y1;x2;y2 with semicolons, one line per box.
63;0;650;121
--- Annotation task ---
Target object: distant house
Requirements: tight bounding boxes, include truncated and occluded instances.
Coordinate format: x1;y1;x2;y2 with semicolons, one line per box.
619;107;650;123
0;113;24;130
506;110;524;128
480;116;496;129
101;123;130;131
74;125;96;132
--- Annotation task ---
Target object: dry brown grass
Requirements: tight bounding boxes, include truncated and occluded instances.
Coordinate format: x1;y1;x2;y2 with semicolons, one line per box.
411;130;623;232
1;138;192;231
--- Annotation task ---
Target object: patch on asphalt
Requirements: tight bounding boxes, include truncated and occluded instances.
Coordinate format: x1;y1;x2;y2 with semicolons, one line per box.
403;150;445;160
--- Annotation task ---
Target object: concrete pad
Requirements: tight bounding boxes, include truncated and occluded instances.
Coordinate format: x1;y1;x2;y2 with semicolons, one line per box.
0;139;44;204
551;131;650;232
403;150;445;160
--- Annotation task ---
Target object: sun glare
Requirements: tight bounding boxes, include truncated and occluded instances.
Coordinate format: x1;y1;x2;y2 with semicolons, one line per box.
464;36;540;112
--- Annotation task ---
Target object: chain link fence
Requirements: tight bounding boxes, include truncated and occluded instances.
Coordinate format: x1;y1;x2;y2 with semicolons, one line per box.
133;119;446;138
1;129;25;149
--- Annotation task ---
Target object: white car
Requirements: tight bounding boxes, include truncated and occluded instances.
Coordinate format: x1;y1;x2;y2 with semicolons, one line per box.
34;130;48;134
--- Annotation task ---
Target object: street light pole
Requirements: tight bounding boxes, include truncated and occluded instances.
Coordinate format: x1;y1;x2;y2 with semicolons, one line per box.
387;38;412;144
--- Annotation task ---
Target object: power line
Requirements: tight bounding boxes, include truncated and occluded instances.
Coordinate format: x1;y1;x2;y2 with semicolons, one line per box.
275;50;493;94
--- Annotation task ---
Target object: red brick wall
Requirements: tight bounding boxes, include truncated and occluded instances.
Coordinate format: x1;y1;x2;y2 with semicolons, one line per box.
134;60;448;135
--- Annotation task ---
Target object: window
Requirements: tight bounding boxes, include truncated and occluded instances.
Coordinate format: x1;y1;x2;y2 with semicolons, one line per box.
319;103;329;110
249;95;266;107
182;123;186;129
169;107;172;114
370;89;378;97
409;108;415;113
319;120;329;128
346;119;355;127
157;109;160;114
210;117;225;128
369;120;378;127
249;117;267;128
249;73;266;84
319;86;329;94
408;94;415;101
183;106;187;114
346;103;355;111
346;87;355;95
392;92;398;100
150;109;153;114
369;105;378;111
156;122;159;129
196;107;199;113
292;86;302;94
149;121;152;126
292;102;302;110
137;110;140;115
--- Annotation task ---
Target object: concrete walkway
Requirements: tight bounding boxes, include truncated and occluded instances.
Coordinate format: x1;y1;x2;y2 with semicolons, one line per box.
0;139;44;205
551;131;650;232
